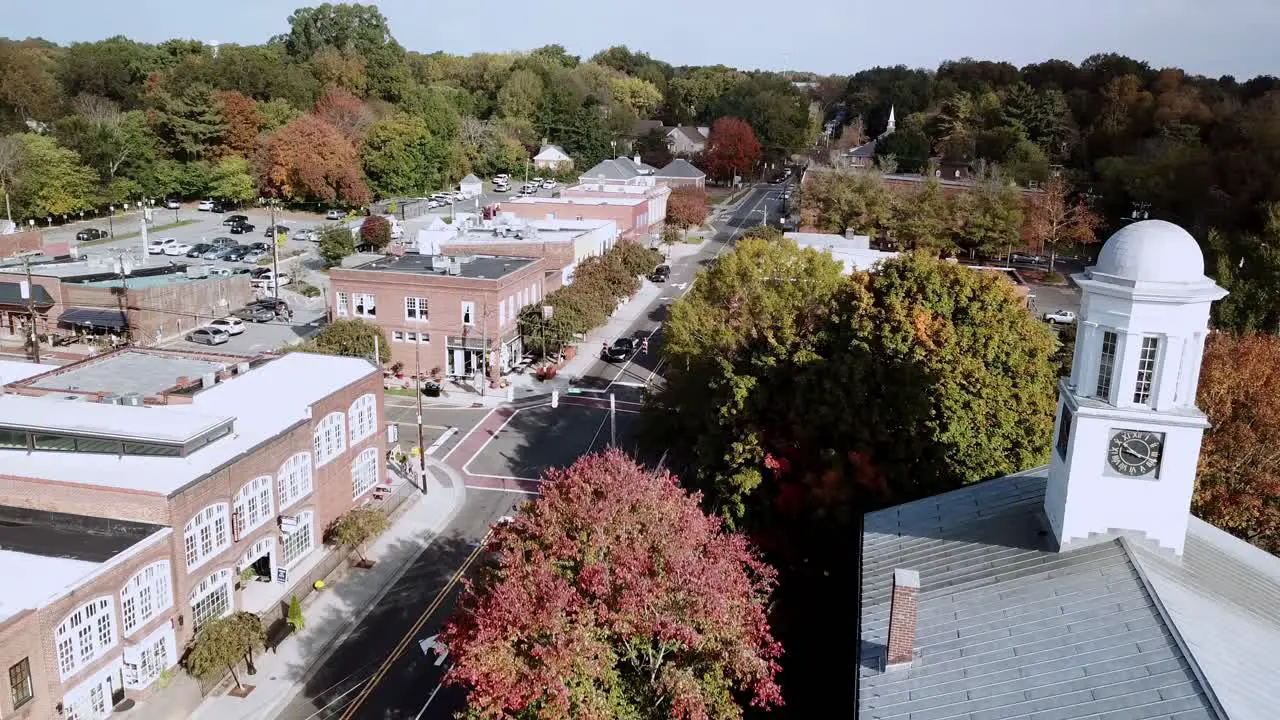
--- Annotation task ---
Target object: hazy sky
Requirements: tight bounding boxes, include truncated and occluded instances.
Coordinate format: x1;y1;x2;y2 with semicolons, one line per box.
6;0;1280;79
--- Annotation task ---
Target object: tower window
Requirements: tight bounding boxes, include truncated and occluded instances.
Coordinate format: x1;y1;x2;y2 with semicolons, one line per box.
1133;337;1160;405
1056;406;1073;458
1096;331;1118;400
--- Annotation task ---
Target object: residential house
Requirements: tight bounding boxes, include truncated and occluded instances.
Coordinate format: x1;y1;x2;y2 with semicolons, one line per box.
577;156;660;187
459;174;483;198
532;144;572;172
667;126;709;156
653;159;706;189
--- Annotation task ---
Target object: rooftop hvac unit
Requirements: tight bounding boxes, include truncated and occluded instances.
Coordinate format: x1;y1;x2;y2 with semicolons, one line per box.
447;264;461;276
99;394;122;405
201;372;217;389
120;393;145;407
236;362;250;374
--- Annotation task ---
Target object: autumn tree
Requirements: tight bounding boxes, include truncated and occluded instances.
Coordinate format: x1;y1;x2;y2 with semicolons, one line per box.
359;214;392;251
703;117;761;183
666;185;710;236
888;178;954;255
254;114;371;205
442;449;782;720
1024;177;1101;272
798;169;893;236
211;90;262;159
0;43;61;122
310;47;369;97
313;86;374;143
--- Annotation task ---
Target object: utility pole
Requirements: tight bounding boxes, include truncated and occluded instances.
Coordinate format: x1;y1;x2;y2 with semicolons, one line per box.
21;257;40;364
270;201;280;301
609;393;616;447
414;340;427;494
480;300;488;397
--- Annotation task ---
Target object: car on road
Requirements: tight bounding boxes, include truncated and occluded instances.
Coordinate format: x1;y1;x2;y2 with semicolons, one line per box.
649;264;671;283
1043;309;1077;325
326;209;345;220
541;179;557;189
492;183;509;193
187;327;229;345
248;298;290;316
197;199;214;211
601;338;640;362
223;214;249;226
234;304;277;323
520;184;537;195
263;224;288;238
206;317;245;336
164;198;181;210
75;228;108;242
187;243;213;258
230;222;255;234
164;243;192;256
147;238;178;254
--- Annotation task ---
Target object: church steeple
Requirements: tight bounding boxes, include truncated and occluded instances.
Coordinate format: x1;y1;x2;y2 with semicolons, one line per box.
1045;220;1227;556
886;105;896;133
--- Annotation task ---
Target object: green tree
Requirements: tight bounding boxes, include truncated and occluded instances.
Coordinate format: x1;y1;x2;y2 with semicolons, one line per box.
297;317;389;361
610;75;662;116
317;225;355;267
1002;139;1051;186
797;169;893;236
287;596;305;632
953;174;1025;258
361;113;448;197
147;82;225;161
889;178;954;254
875;119;931;173
496;69;543;120
327;506;388;564
283;2;410;100
184;612;267;691
208;156;256;203
0;43;61;122
57;36;160;109
11;134;98;219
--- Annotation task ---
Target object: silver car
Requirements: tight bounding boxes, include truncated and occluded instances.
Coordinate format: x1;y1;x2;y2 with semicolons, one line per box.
187;327;230;345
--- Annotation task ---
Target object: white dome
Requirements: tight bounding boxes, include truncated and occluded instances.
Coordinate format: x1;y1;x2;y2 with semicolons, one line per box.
1093;220;1205;284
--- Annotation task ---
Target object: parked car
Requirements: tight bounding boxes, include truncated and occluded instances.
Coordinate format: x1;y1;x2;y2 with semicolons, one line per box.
532;177;544;184
293;228;317;242
1043;309;1077;325
223;214;248;226
187;327;229;345
263;224;288;238
249;297;290;315
164;198;181;210
601;338;640;362
203;246;234;260
234;305;276;323
325;209;344;220
222;246;251;262
649;264;671;283
164;243;192;256
187;243;213;258
541;179;557;189
247;241;269;252
242;250;266;263
230;222;255;234
206;317;245;336
492;183;509;193
210;236;238;247
147;238;178;254
520;184;537;195
75;228;108;242
1011;253;1047;266
210;201;228;213
493;174;509;183
251;271;291;288
208;266;251;278
197;199;214;211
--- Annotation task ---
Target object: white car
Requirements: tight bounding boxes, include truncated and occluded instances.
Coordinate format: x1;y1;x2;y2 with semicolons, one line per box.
493;174;509;183
1043;310;1077;325
196;199;214;211
326;209;344;220
207;317;246;336
531;177;544;184
252;271;292;288
541;179;556;189
164;198;181;210
147;238;178;254
164;243;192;256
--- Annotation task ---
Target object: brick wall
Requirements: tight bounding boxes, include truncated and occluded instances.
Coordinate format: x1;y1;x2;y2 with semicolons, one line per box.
57;275;253;344
501;200;645;238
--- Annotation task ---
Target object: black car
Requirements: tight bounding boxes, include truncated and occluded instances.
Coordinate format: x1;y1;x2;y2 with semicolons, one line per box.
234;305;276;323
229;222;255;234
601;338;640;362
75;228;108;242
223;214;249;226
248;298;290;316
222;246;250;261
263;224;288;238
248;241;270;253
649;264;671;283
187;243;213;258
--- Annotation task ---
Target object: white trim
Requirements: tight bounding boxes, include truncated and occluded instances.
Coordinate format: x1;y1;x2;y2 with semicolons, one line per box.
61;656;122;720
183;503;231;572
351;447;379;498
233;475;274;537
280;511;316;569
188;568;234;631
122;623;176;690
32;527;173;614
54;596;117;681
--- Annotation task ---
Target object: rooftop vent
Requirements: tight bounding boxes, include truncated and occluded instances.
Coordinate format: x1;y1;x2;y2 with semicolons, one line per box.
236;362;250;375
201;372;217;389
99;394;122;405
120;393;144;407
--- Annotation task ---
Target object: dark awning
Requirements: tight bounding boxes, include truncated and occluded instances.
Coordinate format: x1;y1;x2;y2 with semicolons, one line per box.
0;281;55;308
58;307;127;330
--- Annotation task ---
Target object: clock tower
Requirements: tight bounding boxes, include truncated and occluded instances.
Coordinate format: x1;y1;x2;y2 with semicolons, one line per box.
1045;220;1227;556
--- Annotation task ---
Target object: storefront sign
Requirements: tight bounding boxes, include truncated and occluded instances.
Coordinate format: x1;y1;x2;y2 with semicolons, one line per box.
276;567;288;584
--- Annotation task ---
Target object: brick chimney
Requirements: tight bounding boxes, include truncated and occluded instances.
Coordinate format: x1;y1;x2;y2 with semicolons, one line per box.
886;568;920;669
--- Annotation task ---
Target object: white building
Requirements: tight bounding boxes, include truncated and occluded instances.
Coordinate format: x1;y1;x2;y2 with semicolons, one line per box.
532;144;573;172
783;232;898;273
459;174;483;198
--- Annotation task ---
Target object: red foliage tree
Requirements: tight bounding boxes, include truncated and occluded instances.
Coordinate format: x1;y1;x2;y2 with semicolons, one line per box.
254;114;371;205
703;117;761;183
359;214;391;251
1194;332;1280;553
667;185;711;234
313;86;374;143
442;448;783;720
211;90;262;160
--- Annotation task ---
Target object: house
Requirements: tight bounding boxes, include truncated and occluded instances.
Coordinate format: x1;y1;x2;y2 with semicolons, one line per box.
532;144;572;172
577;155;660;187
667;126;709;156
0;349;387;720
459;174;483;198
857;220;1280;720
654;159;707;189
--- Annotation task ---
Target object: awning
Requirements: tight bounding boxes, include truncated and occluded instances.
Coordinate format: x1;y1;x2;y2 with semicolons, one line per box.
0;281;55;308
58;307;128;330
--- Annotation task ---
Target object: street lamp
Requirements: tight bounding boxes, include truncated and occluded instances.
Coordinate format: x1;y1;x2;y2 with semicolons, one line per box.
108;205;115;237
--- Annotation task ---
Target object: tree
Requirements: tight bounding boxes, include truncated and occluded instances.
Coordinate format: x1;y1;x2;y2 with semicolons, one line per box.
359;214;391;251
313;86;373;142
797;170;893;236
0;135;20;221
496;69;543;120
441;449;782;720
10;134;98;219
310;47;368;96
211;90;262;159
703;117;761;182
327;506;388;565
255;114;371;205
888;178;954;254
610;75;662;116
1195;332;1280;554
316;225;356;267
184;612;267;691
666;185;711;235
146;82;225;161
287;596;305;632
0;43;61;122
296;317;388;361
282;2;409;99
361;113;448;198
610;239;663;277
57;37;159;109
953;174;1025;259
208;156;256;204
1025;177;1102;272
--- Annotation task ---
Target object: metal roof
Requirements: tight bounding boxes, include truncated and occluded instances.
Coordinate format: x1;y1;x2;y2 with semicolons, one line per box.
657;159;706;178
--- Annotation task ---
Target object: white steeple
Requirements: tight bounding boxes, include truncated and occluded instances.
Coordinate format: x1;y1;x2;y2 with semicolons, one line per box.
1044;220;1227;556
886;105;896;133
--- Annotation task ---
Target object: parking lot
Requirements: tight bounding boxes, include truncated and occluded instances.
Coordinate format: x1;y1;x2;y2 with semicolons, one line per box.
464;403;644;482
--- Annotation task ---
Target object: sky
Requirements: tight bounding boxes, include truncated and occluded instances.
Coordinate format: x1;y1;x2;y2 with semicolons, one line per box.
5;0;1280;80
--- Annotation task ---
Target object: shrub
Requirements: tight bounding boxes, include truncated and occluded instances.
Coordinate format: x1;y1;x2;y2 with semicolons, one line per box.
293;280;321;298
318;225;355;267
287;596;305;632
290;319;388;363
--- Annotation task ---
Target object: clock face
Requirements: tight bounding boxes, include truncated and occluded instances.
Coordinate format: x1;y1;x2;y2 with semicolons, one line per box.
1107;429;1164;477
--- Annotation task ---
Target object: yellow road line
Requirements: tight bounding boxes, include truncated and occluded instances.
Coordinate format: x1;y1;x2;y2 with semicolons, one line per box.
339;531;491;719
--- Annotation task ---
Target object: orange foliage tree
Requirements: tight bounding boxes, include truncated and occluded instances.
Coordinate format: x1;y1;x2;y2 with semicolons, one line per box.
211;90;262;159
313;86;373;143
254;114;371;205
703;117;761;183
666;185;710;236
1024;177;1101;272
1195;332;1280;553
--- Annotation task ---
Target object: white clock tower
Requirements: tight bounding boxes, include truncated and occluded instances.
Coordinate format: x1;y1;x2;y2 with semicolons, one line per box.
1045;220;1227;556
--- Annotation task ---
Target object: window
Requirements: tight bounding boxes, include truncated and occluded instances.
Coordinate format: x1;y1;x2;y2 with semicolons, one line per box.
353;292;377;317
233;476;274;537
278;452;314;509
125;626;174;689
281;511;315;568
352;447;379;498
1056;407;1073;459
183;504;230;571
314;412;346;466
188;569;232;632
1096;331;1118;401
54;598;116;680
9;657;32;710
498;299;506;328
392;330;405;342
1133;337;1160;405
120;561;172;637
0;427;26;449
405;331;418;343
336;291;349;317
349;394;377;445
462;301;475;326
405;296;428;321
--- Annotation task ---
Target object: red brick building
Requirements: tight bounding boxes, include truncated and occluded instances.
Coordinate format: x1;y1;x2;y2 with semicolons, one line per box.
500;196;655;240
0;348;386;719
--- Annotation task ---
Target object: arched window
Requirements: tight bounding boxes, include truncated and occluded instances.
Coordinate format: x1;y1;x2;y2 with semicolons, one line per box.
54;597;116;680
120;561;172;637
278;452;313;510
188;568;233;631
281;510;316;568
348;394;377;445
233;476;274;537
313;412;346;466
183;503;230;571
351;447;379;498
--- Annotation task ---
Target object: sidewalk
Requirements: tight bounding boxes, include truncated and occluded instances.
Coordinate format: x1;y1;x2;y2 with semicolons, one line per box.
184;460;467;720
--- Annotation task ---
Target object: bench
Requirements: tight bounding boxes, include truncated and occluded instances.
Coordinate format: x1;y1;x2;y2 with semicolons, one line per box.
266;618;294;653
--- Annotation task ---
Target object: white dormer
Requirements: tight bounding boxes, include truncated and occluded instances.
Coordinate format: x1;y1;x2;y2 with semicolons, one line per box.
1046;220;1227;555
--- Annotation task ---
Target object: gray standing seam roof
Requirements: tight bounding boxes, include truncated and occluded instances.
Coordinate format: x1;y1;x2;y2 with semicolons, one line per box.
658;159;706;178
858;470;1229;720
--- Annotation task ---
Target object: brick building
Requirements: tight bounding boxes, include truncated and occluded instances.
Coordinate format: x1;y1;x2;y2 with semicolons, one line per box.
329;253;548;377
500;196;657;240
0;349;386;719
416;217;619;289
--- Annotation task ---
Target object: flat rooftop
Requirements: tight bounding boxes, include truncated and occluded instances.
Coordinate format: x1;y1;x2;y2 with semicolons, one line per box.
504;195;644;206
75;272;226;289
354;253;536;280
25;350;227;397
0;360;59;385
